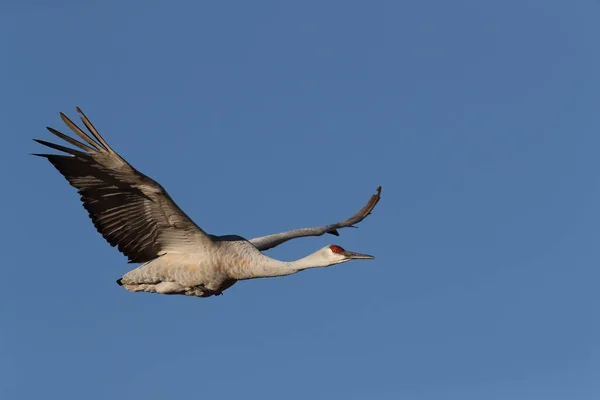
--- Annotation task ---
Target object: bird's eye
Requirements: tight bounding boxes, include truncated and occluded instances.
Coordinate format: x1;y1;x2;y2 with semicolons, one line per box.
329;245;345;254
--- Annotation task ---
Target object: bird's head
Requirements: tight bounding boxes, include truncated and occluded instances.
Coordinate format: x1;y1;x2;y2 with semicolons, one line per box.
315;244;375;266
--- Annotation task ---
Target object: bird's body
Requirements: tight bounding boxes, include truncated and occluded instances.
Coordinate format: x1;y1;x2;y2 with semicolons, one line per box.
33;108;381;298
118;238;281;296
118;238;314;296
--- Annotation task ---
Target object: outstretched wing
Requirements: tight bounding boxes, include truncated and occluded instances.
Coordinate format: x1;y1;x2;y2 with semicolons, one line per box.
250;186;381;251
33;108;214;263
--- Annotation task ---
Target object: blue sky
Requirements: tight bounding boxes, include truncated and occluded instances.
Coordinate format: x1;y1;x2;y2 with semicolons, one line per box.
2;1;599;399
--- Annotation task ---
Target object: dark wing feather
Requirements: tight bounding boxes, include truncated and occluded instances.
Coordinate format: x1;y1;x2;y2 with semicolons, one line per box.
249;187;381;251
33;108;214;263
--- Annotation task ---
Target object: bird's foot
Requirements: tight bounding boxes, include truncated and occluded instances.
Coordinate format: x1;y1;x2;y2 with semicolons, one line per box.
202;287;223;297
188;285;223;297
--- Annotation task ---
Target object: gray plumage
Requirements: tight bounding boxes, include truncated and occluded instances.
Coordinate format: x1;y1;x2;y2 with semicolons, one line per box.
33;108;381;298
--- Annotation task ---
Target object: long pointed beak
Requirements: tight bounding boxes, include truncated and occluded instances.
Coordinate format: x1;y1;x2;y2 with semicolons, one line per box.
343;250;375;260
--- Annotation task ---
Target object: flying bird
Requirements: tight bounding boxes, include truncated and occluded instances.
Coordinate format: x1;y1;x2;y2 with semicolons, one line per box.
33;108;382;298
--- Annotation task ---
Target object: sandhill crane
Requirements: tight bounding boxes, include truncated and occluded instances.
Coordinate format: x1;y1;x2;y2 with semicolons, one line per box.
32;108;382;298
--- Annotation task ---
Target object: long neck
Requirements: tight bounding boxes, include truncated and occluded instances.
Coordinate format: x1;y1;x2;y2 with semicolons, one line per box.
238;252;328;280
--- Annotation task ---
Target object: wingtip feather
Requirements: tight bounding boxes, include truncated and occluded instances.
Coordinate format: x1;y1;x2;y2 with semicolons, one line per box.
59;111;103;151
75;107;114;153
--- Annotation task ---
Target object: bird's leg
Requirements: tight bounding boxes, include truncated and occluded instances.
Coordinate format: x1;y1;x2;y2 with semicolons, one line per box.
185;285;223;297
202;287;223;297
